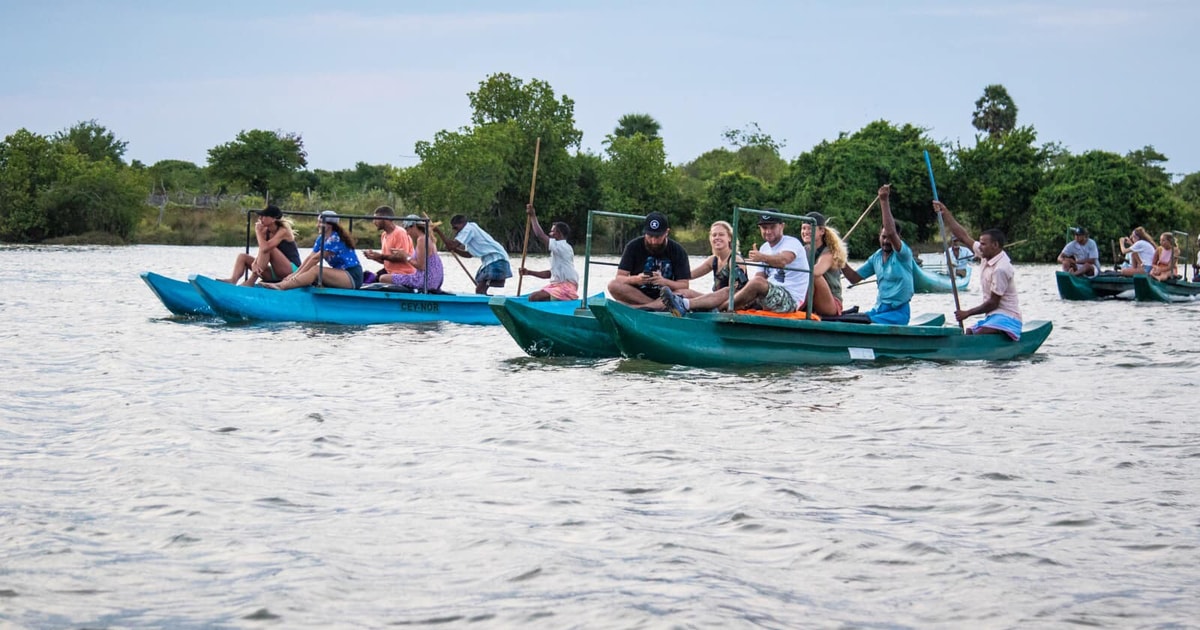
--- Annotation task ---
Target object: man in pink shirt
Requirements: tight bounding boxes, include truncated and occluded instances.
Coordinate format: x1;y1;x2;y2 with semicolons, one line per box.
362;206;415;282
932;201;1023;340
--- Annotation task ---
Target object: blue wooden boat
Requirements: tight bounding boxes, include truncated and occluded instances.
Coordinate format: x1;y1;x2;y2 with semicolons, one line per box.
589;298;1052;368
189;274;580;325
141;271;215;317
490;295;618;358
911;259;971;293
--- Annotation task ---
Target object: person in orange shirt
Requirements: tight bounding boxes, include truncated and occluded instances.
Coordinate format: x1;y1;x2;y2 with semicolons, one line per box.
361;206;415;283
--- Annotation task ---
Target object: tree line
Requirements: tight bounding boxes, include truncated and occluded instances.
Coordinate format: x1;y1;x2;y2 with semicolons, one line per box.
2;75;1198;262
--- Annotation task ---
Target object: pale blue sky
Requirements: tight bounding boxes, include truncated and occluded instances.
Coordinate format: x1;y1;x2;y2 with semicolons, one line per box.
2;0;1196;177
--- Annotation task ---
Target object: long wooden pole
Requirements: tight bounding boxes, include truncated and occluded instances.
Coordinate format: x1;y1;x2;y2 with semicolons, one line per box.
423;213;476;283
924;150;964;329
842;195;880;240
517;137;541;295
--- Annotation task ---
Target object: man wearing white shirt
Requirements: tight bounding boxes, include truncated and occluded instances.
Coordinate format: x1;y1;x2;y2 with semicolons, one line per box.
661;212;809;316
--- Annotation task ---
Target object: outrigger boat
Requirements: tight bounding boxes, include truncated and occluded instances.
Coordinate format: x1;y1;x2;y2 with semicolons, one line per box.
911;259;972;293
1055;271;1200;302
590;298;1051;368
190;274;588;326
1133;274;1200;303
587;207;1050;369
489;210;644;358
141;271;214;317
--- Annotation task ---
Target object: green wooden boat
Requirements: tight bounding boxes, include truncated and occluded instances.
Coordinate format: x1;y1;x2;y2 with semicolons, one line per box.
490;295;618;358
1132;275;1200;303
589;298;1052;368
1055;271;1135;300
911;259;971;293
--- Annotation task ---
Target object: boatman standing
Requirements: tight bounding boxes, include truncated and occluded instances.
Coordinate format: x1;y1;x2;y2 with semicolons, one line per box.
933;200;1023;340
444;214;513;295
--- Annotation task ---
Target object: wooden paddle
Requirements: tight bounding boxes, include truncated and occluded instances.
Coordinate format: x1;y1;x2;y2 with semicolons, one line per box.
516;137;541;295
423;213;476;283
924;150;964;330
842;195;880;241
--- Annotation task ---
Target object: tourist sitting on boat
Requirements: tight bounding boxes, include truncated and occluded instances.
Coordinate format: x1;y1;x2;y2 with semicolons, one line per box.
444;214;513;295
841;185;914;325
361;205;415;283
379;215;444;292
607;212;692;310
1150;232;1179;281
683;220;748;298
1057;227;1099;277
1118;227;1156;276
222;205;302;286
798;211;846;317
517;204;579;302
933;201;1023;340
1194;235;1200;280
660;211;808;316
263;211;364;290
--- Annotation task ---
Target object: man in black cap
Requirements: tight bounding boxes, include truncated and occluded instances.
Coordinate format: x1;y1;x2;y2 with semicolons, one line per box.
608;211;692;308
1057;226;1099;277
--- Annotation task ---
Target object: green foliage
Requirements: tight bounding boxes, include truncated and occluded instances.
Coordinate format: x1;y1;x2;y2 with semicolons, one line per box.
408;122;521;219
1025;150;1175;261
53;119;128;164
38;152;149;240
613;113;661;139
147;159;212;193
700;172;767;243
722;122;785;153
207;129;307;198
775;120;940;257
945;126;1051;242
0;127;147;242
0;128;63;241
601;133;683;223
468;73;583;149
971;84;1018;140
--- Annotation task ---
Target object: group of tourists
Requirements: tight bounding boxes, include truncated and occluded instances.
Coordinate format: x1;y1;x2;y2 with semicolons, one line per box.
222;186;1031;341
1059;225;1190;282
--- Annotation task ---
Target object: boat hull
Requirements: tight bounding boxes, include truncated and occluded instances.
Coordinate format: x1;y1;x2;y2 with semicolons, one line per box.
1132;275;1200;303
589;298;1051;368
490;296;619;358
141;271;215;316
1055;271;1134;300
911;261;971;293
189;274;575;325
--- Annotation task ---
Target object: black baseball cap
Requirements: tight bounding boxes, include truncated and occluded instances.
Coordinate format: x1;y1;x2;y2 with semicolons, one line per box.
644;212;669;236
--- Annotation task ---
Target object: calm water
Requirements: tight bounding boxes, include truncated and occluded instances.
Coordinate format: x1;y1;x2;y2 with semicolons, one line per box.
1;244;1198;629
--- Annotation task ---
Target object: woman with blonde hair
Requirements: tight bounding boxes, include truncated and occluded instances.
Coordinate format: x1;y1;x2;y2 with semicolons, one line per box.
1150;232;1178;281
1119;226;1157;276
684;220;748;297
222;205;301;285
800;211;847;317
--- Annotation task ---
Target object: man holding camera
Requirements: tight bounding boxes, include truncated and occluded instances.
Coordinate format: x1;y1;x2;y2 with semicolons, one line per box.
608;212;692;309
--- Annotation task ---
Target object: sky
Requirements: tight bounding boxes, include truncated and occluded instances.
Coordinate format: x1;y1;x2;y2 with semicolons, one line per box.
2;0;1197;178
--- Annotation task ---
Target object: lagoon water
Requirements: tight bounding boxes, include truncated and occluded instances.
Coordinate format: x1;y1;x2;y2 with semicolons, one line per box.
1;244;1198;628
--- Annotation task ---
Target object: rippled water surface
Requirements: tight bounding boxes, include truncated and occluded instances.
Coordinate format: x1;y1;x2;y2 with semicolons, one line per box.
2;244;1198;628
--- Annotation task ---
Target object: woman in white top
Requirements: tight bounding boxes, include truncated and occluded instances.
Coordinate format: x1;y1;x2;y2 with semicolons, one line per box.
1119;226;1157;276
517;204;579;301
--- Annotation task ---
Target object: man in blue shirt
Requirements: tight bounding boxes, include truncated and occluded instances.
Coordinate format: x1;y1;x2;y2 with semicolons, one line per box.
1057;227;1099;277
841;185;914;324
445;214;513;295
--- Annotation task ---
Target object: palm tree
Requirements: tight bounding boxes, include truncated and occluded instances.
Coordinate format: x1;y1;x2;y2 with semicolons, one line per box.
971;84;1018;140
613;113;661;139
